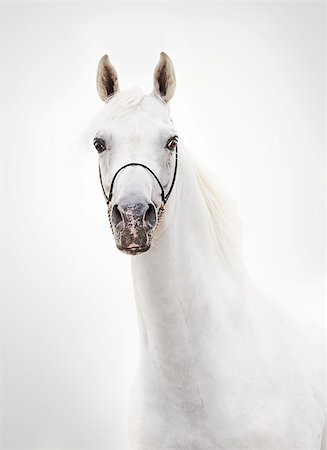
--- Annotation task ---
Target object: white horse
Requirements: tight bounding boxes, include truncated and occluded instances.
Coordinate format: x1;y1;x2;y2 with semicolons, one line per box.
91;52;325;450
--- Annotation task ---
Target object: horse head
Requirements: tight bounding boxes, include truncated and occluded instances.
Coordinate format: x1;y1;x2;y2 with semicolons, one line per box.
94;53;178;255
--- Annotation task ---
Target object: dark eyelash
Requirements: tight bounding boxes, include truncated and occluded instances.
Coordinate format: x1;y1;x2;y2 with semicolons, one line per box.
166;136;178;150
93;137;106;153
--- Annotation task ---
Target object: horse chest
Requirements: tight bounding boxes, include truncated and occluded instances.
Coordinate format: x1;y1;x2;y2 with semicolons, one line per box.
129;387;322;450
128;355;323;450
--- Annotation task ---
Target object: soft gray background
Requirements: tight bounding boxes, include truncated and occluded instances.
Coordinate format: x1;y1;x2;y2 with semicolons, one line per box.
0;2;325;449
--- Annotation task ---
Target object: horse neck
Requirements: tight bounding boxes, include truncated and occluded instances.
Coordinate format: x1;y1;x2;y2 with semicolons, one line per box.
131;150;245;375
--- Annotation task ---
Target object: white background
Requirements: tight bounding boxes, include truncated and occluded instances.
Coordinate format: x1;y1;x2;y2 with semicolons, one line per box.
0;2;325;449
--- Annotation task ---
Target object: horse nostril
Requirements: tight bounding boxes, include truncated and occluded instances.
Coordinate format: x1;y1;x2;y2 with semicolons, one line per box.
144;204;157;230
112;204;124;229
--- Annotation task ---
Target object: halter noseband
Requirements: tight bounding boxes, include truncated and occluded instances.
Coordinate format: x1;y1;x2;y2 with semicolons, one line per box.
98;142;178;234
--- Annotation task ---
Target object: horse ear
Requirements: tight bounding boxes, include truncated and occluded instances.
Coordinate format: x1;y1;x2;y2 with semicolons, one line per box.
153;52;176;103
96;54;119;102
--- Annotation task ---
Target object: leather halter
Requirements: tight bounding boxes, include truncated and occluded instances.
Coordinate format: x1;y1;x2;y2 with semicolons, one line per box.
98;141;178;234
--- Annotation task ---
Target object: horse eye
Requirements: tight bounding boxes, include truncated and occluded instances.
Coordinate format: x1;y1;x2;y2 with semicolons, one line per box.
93;137;106;153
166;137;178;151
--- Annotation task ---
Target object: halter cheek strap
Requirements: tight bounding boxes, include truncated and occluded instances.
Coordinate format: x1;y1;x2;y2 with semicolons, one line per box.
98;143;178;234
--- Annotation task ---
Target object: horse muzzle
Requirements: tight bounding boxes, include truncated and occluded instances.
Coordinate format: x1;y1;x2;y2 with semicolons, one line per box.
110;201;157;255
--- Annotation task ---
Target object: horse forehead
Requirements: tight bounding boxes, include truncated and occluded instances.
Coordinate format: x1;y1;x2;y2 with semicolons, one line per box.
112;113;169;142
111;95;171;133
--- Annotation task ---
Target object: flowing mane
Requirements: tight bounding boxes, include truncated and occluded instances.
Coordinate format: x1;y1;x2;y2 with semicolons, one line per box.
89;87;144;134
189;153;243;271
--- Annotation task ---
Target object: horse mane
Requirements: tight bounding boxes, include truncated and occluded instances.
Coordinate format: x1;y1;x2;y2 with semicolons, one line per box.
87;87;145;138
190;154;244;270
101;87;144;120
